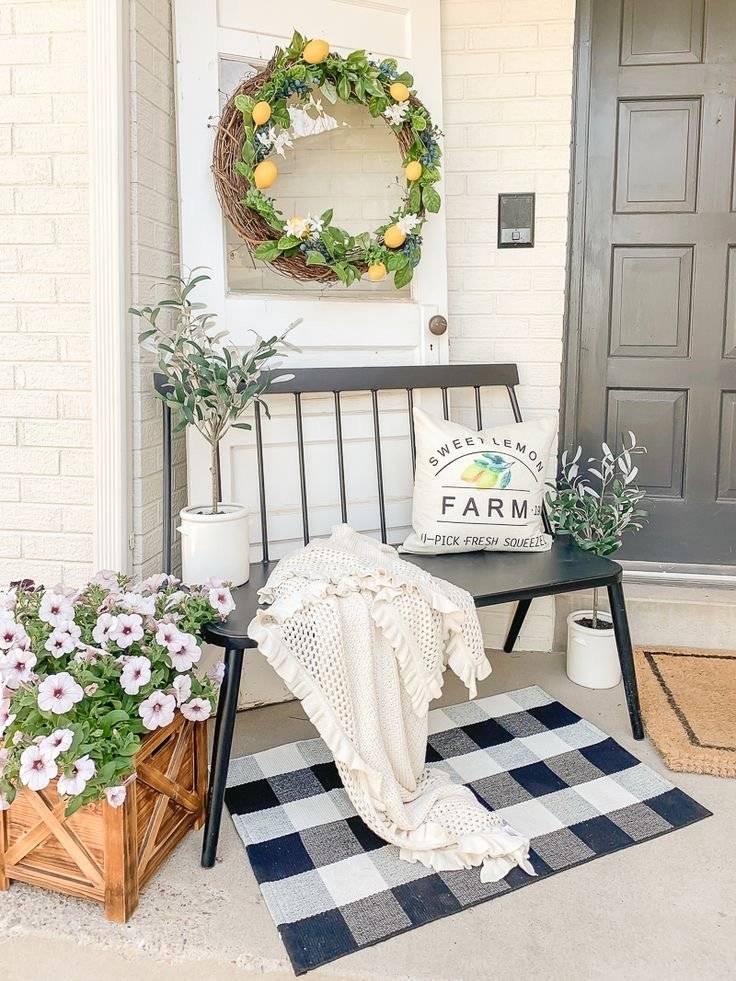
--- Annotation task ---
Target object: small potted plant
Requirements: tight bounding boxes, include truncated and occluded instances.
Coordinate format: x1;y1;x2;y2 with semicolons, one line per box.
546;433;647;689
130;271;297;585
0;573;232;920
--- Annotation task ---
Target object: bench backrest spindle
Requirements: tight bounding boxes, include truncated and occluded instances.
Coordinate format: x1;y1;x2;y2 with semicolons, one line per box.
155;363;551;569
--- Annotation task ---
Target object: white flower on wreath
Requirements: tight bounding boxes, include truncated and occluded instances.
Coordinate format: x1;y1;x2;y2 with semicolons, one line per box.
0;648;37;688
106;785;127;808
171;673;192;706
37;672;84;715
40;728;74;759
257;125;293;158
57;754;96;797
120;655;152;696
383;101;409;126
307;214;324;237
139;690;176;731
19;744;58;792
180;697;212;723
283;216;310;239
109;612;144;649
396;213;421;236
39;590;76;628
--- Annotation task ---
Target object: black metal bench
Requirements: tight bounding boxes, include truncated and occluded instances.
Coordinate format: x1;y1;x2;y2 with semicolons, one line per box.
157;363;643;869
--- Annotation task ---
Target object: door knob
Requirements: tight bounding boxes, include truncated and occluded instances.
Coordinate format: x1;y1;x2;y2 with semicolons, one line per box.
428;314;448;336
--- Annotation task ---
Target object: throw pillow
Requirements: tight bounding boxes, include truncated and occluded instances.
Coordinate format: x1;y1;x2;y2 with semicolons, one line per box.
400;407;557;554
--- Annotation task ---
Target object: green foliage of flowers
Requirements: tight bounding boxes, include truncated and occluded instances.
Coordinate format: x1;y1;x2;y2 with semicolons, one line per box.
235;29;443;289
0;576;227;817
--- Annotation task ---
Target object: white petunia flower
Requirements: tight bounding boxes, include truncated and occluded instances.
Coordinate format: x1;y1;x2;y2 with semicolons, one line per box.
383;101;409;126
39;591;76;628
92;612;117;647
209;661;226;685
37;672;84;715
40;728;74;758
0;618;28;651
138;690;176;731
89;569;121;590
105;785;127;808
180;698;212;723
0;699;16;737
109;613;144;649
208;586;235;617
155;621;180;650
284;216;310;239
19;744;58;792
167;632;201;672
164;590;188;611
397;213;421;236
171;674;192;706
44;623;80;657
119;655;152;696
0;587;17;613
0;648;37;688
57;754;96;797
119;591;156;616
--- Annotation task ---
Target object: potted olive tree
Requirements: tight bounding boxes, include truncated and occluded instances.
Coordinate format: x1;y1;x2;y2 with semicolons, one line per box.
130;270;297;586
546;433;647;689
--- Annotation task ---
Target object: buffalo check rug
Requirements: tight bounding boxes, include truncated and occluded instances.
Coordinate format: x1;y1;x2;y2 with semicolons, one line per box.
224;686;710;975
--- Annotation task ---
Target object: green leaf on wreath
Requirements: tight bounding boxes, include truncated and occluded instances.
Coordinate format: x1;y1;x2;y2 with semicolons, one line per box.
337;76;351;101
411;113;427;133
408;183;421;213
253;241;281;262
234;94;255;115
320;208;333;225
394;265;414;289
422;186;441;213
321;79;338;104
395;71;414;87
277;235;301;250
306;250;327;265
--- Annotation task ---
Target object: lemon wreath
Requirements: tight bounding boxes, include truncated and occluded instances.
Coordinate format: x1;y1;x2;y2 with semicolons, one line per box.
212;30;442;289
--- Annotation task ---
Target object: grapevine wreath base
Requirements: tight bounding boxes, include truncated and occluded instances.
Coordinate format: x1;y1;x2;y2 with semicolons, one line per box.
212;31;443;289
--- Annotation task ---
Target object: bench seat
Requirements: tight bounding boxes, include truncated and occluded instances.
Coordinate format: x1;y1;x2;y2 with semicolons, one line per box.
203;535;620;650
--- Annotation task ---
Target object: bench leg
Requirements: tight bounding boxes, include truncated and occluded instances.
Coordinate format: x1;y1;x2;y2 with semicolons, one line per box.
503;598;532;653
606;582;644;741
202;647;243;868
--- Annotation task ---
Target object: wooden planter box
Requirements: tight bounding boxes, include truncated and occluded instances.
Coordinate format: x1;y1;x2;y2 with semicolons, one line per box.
0;713;208;922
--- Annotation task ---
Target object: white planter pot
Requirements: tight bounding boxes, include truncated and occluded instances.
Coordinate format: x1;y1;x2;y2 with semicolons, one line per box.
178;504;250;587
566;610;621;690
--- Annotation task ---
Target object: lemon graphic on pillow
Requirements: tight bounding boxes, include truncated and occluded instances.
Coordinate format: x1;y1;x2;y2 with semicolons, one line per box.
461;453;513;488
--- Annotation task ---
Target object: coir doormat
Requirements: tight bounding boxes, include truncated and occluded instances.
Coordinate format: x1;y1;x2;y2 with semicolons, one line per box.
224;686;710;974
635;645;736;777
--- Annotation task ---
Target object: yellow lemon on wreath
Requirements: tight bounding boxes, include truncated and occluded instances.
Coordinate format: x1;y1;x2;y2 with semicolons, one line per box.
367;262;387;282
405;160;422;182
303;39;329;64
383;224;406;249
251;101;271;126
253;159;277;189
389;81;410;102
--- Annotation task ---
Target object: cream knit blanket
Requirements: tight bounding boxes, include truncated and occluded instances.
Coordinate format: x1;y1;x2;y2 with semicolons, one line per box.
247;524;535;882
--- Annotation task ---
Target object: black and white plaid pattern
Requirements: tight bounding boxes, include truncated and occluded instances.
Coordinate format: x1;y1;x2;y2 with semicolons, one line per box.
225;686;710;975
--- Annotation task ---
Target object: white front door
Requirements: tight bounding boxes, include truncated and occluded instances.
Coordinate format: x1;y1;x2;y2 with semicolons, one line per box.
173;4;448;528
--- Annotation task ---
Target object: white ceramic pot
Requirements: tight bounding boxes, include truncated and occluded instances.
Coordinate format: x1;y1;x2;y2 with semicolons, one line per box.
566;610;621;689
178;504;250;586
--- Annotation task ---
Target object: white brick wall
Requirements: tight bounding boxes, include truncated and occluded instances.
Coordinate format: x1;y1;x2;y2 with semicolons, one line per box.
440;0;576;650
129;0;183;579
0;0;93;586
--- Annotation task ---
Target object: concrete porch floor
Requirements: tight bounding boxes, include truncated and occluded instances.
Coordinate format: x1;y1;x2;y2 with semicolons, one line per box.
2;649;734;981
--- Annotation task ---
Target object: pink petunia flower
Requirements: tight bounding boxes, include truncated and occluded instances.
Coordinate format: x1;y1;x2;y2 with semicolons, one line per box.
155;621;180;649
109;613;144;649
0;648;37;688
44;624;80;657
57;754;96;796
0;617;28;651
138;690;176;731
119;655;152;696
38;591;76;628
180;697;211;723
19;744;58;791
167;632;201;672
37;672;84;715
40;728;74;758
105;785;127;808
208;586;235;617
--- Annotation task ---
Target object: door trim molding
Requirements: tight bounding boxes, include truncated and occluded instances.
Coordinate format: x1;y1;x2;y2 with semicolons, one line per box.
87;0;132;572
561;0;594;448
